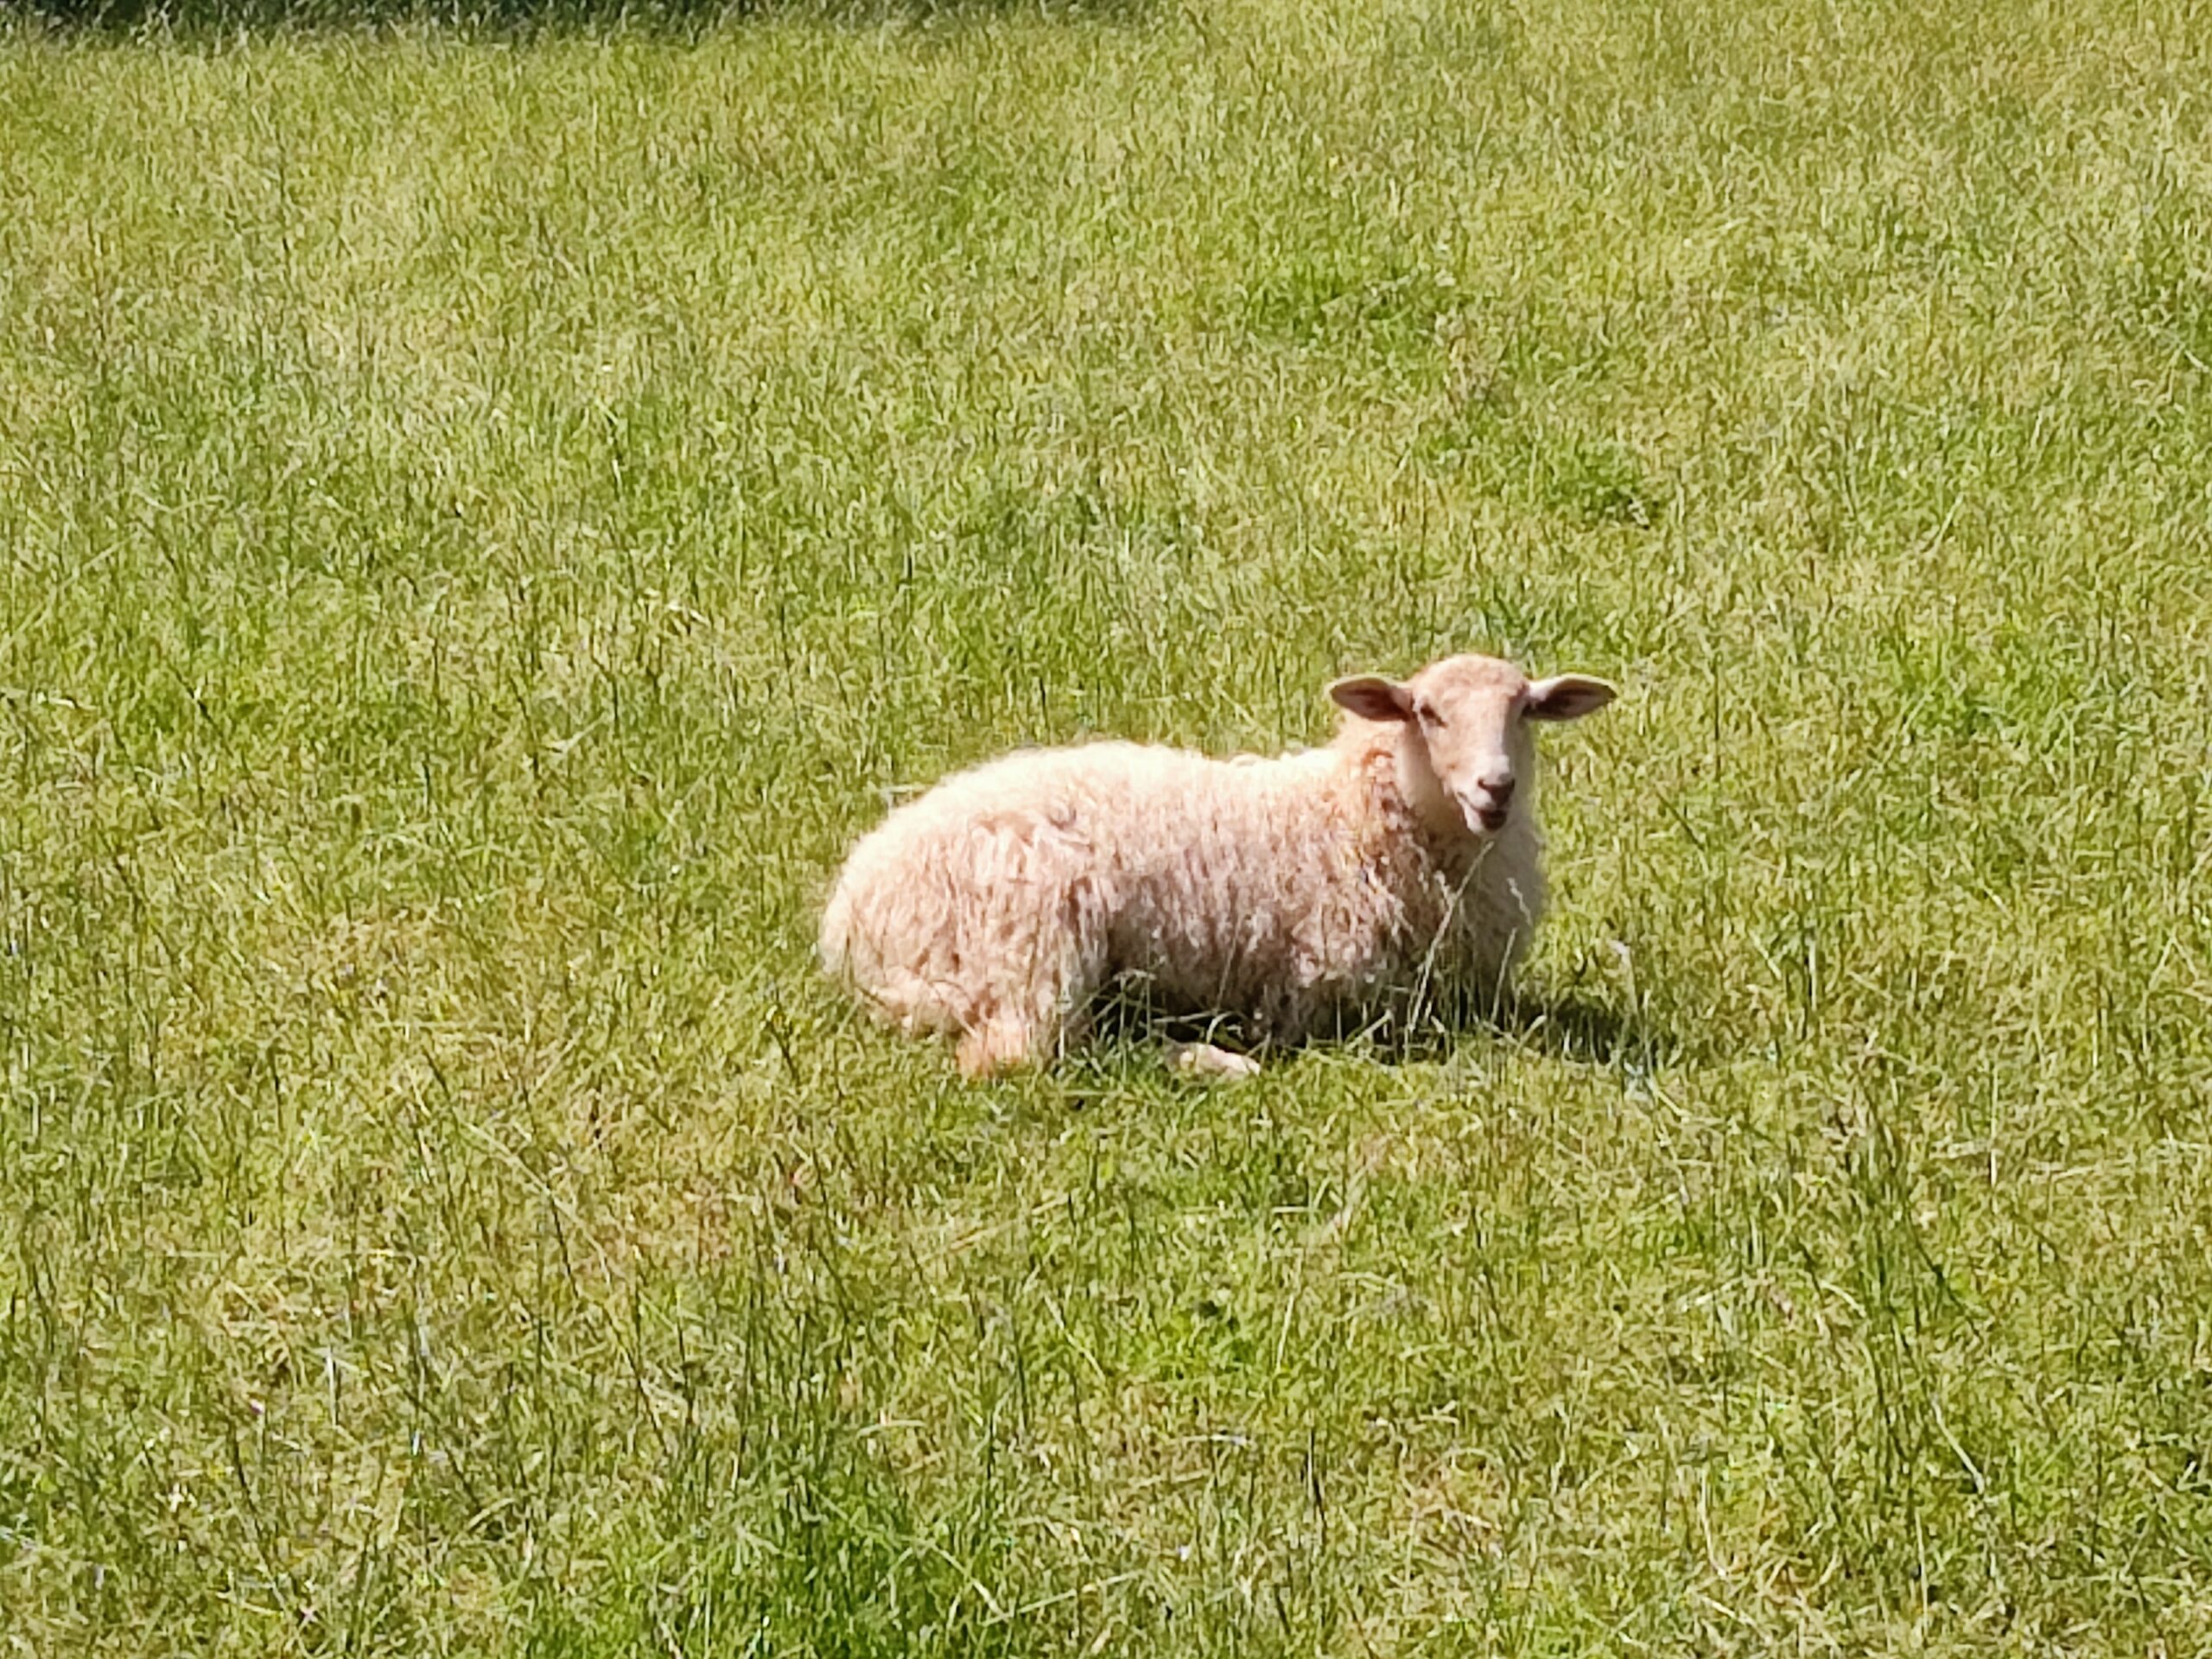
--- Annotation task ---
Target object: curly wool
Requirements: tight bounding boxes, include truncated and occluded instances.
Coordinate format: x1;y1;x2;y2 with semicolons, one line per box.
818;713;1547;1065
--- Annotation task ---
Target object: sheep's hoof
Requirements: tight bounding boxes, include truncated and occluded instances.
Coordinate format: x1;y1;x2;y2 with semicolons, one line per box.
1170;1042;1262;1082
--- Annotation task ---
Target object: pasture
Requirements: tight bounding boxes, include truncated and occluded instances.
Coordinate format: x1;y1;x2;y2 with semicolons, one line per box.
3;0;2210;1649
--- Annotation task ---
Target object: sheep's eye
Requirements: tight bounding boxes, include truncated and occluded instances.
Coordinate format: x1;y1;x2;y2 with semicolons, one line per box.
1414;701;1443;726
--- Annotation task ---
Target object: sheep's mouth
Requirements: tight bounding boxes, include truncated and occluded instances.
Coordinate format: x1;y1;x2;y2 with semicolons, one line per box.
1458;796;1510;834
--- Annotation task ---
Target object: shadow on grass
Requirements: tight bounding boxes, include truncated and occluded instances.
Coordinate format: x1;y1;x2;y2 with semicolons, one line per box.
1353;986;1677;1072
23;0;1143;32
1491;988;1675;1068
1078;981;1676;1077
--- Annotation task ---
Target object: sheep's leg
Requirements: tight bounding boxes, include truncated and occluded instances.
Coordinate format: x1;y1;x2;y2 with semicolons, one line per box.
952;874;1108;1079
957;1016;1045;1079
1169;1041;1261;1082
957;954;1091;1077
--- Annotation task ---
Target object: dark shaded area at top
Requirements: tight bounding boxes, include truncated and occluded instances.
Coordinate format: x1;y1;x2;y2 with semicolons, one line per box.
24;0;1137;29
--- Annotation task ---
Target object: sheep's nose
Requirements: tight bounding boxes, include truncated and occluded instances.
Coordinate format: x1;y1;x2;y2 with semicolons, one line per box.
1468;775;1516;831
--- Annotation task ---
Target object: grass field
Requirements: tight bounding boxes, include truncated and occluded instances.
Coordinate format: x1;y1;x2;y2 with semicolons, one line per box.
4;0;2212;1650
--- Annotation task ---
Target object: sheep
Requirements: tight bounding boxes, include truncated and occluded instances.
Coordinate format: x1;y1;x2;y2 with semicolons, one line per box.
819;652;1617;1077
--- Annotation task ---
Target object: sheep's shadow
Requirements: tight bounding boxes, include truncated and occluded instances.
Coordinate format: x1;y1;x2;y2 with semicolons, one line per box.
1440;988;1672;1069
1081;981;1674;1077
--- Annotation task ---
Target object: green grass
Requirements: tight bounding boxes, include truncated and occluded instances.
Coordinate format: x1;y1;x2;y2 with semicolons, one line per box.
3;0;2212;1650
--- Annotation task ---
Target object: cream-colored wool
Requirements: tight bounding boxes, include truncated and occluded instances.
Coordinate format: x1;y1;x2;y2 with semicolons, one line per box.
820;653;1616;1076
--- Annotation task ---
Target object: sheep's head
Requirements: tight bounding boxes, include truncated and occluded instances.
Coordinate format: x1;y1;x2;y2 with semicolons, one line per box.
1327;654;1615;839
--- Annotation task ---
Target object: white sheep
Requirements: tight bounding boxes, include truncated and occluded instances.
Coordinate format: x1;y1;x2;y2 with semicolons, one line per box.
819;652;1617;1076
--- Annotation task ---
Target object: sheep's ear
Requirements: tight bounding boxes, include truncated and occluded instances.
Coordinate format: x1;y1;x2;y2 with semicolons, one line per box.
1327;676;1414;722
1526;674;1617;721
